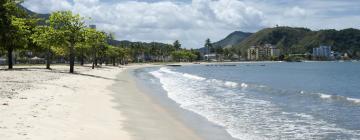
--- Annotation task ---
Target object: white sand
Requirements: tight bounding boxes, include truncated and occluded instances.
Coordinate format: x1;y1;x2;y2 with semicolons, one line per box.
0;65;131;140
0;64;202;140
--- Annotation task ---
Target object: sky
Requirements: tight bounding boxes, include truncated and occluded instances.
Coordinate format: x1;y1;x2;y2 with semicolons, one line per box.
22;0;360;48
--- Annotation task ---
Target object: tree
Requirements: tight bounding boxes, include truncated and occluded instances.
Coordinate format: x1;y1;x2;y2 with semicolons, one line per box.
0;0;31;69
49;11;86;73
215;47;224;61
83;28;106;69
173;40;181;50
204;38;212;62
75;42;89;66
223;48;233;60
171;50;197;62
31;26;64;69
106;45;121;66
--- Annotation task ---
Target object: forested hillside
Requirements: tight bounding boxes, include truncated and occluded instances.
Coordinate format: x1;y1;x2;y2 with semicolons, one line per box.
234;27;360;58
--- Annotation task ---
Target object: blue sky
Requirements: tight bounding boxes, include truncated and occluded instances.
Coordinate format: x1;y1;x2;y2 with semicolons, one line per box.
23;0;360;48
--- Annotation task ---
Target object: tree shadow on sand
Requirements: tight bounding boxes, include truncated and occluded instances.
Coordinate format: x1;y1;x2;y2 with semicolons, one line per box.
0;67;127;82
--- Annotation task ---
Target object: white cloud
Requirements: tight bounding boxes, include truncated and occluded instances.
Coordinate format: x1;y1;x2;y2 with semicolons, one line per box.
284;6;307;17
21;0;360;48
23;0;266;48
210;0;264;29
23;0;72;13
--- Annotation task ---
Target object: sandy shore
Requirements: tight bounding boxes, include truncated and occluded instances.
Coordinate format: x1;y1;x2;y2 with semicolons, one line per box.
111;65;201;140
0;65;131;140
0;64;202;140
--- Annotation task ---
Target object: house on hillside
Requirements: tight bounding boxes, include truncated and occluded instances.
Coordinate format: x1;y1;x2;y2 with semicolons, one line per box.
247;44;281;61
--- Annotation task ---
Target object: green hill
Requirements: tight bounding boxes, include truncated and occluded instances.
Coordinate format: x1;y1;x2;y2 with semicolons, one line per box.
234;27;360;58
197;31;252;54
19;4;49;18
213;31;252;48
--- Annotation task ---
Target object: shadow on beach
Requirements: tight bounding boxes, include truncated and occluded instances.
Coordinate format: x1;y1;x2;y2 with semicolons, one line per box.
0;65;126;82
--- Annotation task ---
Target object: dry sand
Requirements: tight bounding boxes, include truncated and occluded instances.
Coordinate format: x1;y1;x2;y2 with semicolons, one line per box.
0;64;202;140
0;65;130;140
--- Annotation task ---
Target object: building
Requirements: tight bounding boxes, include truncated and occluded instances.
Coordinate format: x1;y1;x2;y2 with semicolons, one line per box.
313;45;331;58
312;45;333;60
204;54;217;61
247;44;281;61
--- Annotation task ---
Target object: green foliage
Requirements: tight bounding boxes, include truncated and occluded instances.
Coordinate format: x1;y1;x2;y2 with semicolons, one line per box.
0;0;29;48
171;50;197;62
48;11;87;72
173;40;181;50
49;11;86;46
205;38;212;51
31;26;63;50
31;25;65;69
0;0;33;68
111;40;176;62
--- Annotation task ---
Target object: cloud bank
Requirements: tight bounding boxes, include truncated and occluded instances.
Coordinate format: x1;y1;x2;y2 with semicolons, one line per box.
22;0;360;48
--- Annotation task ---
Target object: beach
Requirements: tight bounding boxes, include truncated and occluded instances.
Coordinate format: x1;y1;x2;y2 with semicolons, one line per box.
0;64;201;140
112;65;201;140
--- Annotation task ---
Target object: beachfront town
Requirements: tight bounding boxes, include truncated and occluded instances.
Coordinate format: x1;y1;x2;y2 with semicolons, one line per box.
244;44;350;61
202;44;351;62
0;43;354;65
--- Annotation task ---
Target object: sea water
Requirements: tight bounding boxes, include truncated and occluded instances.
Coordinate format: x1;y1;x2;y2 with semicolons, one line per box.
137;61;360;140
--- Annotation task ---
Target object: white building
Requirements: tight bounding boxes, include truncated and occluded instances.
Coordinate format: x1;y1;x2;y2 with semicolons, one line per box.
313;45;332;58
204;54;217;61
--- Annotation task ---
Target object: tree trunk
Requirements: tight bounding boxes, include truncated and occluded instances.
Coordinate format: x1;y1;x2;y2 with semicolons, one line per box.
91;46;97;69
92;56;95;69
80;51;84;66
92;50;96;69
46;46;51;69
7;47;13;69
80;57;84;66
99;57;103;66
69;44;75;73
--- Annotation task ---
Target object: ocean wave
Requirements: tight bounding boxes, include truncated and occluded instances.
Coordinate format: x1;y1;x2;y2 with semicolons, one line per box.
316;93;360;105
158;67;360;106
241;83;248;88
149;67;360;139
159;67;241;89
224;81;238;88
182;73;206;81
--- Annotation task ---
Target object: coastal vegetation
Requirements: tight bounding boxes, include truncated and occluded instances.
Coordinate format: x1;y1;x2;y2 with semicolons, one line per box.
1;0;359;71
0;0;198;73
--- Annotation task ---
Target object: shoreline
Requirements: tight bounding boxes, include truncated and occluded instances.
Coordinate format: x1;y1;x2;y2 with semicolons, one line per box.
1;64;231;140
131;66;238;140
110;65;203;140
